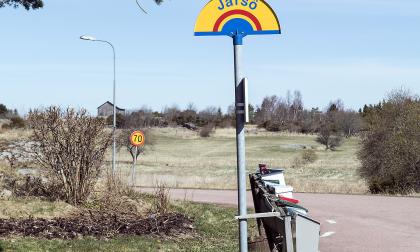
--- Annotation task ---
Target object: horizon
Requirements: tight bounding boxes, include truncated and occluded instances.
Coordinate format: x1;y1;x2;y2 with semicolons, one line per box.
3;86;416;117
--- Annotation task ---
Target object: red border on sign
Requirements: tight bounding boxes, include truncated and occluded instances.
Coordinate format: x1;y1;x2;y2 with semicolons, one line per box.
130;131;145;147
213;10;262;32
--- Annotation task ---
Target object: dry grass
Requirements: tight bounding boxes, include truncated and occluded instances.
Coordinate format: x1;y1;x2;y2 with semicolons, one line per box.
0;129;32;142
0;199;76;219
0;126;368;194
111;127;368;194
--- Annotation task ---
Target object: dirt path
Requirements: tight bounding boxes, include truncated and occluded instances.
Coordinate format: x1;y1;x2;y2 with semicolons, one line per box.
139;188;420;252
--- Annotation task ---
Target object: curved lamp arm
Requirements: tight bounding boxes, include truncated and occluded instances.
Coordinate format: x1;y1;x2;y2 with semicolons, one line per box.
135;0;148;14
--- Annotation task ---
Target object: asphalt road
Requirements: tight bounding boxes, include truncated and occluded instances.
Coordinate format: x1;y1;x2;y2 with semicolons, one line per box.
139;188;420;252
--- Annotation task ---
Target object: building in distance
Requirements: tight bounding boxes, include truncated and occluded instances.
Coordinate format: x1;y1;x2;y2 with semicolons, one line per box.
97;101;125;118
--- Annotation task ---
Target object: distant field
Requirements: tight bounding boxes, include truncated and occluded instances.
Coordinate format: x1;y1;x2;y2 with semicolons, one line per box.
115;127;368;194
0;127;367;194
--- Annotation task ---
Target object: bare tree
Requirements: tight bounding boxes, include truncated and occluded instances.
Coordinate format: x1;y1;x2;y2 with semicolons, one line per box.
316;112;343;150
338;110;363;137
316;126;343;150
199;106;219;125
291;90;304;122
124;106;162;128
28;107;112;205
186;102;197;112
162;105;180;126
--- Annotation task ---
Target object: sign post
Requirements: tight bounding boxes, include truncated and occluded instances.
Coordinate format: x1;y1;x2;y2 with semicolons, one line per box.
129;131;145;187
194;1;281;251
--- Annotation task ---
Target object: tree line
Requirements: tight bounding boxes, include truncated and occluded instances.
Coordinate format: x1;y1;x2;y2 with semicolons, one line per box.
0;104;25;129
1;89;419;195
116;90;362;137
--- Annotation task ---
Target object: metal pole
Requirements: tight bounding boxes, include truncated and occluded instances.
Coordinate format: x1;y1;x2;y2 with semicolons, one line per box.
234;37;248;252
80;37;117;177
132;146;138;186
97;40;117;178
112;43;116;178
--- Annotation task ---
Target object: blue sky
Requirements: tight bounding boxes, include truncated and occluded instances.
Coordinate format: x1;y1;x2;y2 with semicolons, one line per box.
1;0;419;114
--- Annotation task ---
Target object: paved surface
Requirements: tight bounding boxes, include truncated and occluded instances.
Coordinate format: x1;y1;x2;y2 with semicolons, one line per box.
139;188;420;252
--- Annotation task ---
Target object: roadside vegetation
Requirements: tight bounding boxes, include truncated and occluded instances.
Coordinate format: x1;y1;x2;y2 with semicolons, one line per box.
0;201;244;252
0;107;245;251
358;89;420;194
0;88;419;250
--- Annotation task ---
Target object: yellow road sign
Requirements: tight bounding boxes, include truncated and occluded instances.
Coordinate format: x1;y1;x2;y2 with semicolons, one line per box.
194;0;281;38
130;131;145;147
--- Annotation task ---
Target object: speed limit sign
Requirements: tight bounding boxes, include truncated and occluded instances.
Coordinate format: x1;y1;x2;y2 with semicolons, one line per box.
130;131;145;147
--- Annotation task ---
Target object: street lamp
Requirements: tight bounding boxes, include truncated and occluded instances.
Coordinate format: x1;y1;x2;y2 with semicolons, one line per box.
80;35;117;178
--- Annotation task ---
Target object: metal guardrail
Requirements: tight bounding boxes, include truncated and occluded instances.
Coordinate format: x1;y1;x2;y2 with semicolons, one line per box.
249;173;321;252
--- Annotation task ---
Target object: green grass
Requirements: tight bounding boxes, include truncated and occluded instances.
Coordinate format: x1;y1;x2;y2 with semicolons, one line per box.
0;201;249;252
114;127;367;193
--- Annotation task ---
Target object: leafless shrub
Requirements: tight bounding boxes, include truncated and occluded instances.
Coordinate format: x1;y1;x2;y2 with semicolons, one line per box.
301;149;318;164
199;124;214;138
151;183;171;215
87;186;146;216
103;169;137;197
316;125;343;150
28;107;112;205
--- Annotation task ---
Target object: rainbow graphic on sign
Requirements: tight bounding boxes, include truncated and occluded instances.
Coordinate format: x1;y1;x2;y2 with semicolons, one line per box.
194;0;281;38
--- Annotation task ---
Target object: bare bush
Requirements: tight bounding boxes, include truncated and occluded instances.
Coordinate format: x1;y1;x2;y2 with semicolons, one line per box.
199;124;214;138
152;183;170;215
301;149;318;164
337;110;362;137
316;126;343;150
88;179;147;216
28;107;112;205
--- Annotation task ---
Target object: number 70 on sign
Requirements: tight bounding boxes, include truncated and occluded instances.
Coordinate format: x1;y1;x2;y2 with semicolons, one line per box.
130;131;145;147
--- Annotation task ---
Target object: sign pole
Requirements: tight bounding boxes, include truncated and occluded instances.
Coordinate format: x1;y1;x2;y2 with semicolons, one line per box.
129;130;145;187
194;2;282;250
233;33;248;252
132;146;138;187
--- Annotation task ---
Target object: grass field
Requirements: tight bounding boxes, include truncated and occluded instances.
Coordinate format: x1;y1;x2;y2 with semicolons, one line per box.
0;126;367;194
114;127;367;194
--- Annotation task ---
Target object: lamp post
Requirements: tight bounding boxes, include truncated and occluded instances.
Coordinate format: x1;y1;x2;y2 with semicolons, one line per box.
80;35;117;177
